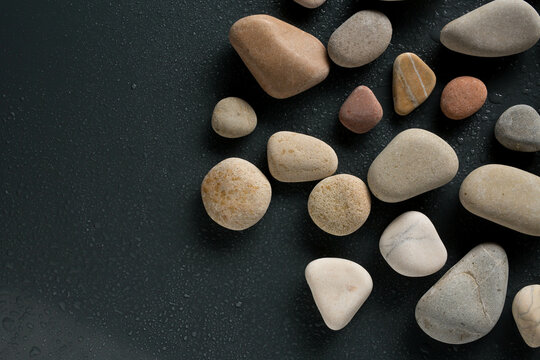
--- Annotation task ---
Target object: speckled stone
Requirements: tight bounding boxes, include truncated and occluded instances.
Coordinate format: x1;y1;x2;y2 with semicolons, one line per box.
494;105;540;152
440;76;487;120
367;129;459;203
393;53;436;115
416;243;509;344
201;158;271;231
459;164;540;236
440;0;540;57
512;284;540;348
229;15;330;99
327;10;392;68
339;86;383;134
305;258;373;331
294;0;326;8
211;97;257;138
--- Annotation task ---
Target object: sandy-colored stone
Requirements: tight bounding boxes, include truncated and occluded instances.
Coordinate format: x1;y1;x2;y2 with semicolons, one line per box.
416;243;508;344
440;76;487;120
201;158;271;231
229;15;330;99
459;164;540;236
339;86;383;134
512;284;540;348
267;131;338;182
308;174;371;236
294;0;326;8
380;211;447;277
305;258;373;331
211;97;257;138
367;129;458;203
495;105;540;152
393;53;436;115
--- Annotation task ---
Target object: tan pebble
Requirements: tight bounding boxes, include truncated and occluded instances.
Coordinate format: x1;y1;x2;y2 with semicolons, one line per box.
339;86;383;134
294;0;326;8
211;97;257;138
440;76;487;120
512;284;540;348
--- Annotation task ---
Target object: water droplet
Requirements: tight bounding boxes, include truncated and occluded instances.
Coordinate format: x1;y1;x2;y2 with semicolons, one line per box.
29;346;41;357
235;301;242;308
457;137;464;144
489;92;503;104
131;83;137;90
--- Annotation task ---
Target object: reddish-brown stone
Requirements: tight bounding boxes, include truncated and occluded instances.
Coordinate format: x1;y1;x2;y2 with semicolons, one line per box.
440;76;487;120
339;86;383;134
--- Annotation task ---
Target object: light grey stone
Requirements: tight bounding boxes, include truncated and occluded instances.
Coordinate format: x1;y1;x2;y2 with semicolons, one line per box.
294;0;326;8
495;104;540;152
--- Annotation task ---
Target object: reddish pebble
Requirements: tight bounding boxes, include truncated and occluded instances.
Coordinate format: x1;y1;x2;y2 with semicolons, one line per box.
339;86;383;134
440;76;487;120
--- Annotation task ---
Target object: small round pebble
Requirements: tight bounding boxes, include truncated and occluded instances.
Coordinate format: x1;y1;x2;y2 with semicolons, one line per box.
211;97;257;138
339;86;383;134
494;104;540;152
440;76;487;120
512;284;540;348
294;0;326;8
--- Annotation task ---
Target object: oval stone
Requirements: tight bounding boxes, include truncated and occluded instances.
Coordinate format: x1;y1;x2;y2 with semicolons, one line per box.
494;104;540;152
211;97;257;138
339;85;383;134
459;164;540;236
512;284;540;348
267;131;338;182
201;158;271;231
294;0;326;8
367;129;458;203
440;76;487;120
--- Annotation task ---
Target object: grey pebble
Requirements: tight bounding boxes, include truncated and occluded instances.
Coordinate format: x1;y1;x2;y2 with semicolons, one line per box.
495;104;540;152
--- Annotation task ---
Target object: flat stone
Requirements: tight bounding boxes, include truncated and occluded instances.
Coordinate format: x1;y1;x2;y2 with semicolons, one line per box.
211;97;257;138
294;0;326;8
393;53;436;115
229;15;330;99
328;10;392;68
308;174;371;236
440;76;487;120
201;158;271;231
415;243;509;344
440;0;540;57
367;129;458;203
512;284;540;348
339;85;383;134
380;211;447;277
267;131;338;182
305;258;373;330
459;164;540;236
494;104;540;152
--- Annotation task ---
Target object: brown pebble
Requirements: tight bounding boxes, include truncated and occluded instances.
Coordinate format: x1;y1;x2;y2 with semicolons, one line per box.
339;86;383;134
440;76;487;120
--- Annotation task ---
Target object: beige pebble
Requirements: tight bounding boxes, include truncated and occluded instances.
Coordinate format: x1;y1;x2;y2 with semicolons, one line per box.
211;97;257;138
294;0;326;8
512;284;540;348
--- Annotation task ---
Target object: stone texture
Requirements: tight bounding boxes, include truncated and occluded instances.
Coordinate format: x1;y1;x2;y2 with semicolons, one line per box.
415;243;509;344
379;211;447;277
327;10;392;68
229;15;330;99
393;53;436;115
267;131;338;182
308;174;371;236
201;158;271;231
367;129;458;203
440;0;540;57
339;86;383;134
294;0;326;8
305;258;373;331
495;104;540;152
512;284;540;348
460;164;540;236
211;97;257;138
440;76;487;120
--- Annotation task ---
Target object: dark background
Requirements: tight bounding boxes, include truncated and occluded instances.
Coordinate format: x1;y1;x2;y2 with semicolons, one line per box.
1;0;539;359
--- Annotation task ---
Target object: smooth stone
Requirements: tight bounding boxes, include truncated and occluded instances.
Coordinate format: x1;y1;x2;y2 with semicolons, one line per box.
294;0;326;8
201;158;271;231
327;10;392;68
305;258;373;330
229;15;330;99
440;76;487;120
512;284;540;348
459;164;540;236
494;105;540;152
211;97;257;138
380;211;447;277
308;174;371;236
393;53;436;115
440;0;540;57
415;243;509;344
367;129;458;203
339;85;383;134
267;131;338;182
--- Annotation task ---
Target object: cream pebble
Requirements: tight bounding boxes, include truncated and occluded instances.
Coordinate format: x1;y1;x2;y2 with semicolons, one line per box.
512;285;540;348
211;97;257;138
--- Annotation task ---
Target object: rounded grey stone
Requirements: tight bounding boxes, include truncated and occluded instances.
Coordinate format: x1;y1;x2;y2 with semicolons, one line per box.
495;104;540;152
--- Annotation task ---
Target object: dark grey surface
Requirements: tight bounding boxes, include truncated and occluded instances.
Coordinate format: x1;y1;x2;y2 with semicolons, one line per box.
1;0;539;359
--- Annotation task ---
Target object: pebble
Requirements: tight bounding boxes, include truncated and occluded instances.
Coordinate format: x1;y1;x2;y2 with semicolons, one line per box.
229;15;330;99
308;174;371;236
494;104;540;152
294;0;326;8
379;211;447;277
440;0;540;57
201;158;271;231
211;97;257;138
367;129;459;203
327;10;392;68
512;284;540;348
339;85;383;134
415;243;509;344
393;52;436;115
459;164;540;236
440;76;487;120
305;258;373;331
267;131;338;182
